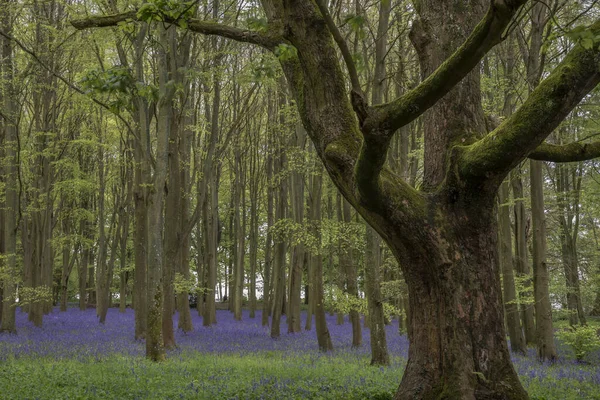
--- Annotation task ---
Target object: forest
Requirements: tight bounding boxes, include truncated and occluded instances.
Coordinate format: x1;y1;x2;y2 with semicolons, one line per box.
0;0;600;398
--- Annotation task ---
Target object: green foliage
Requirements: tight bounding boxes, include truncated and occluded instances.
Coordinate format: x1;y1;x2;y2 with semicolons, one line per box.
324;286;367;315
0;353;401;400
81;66;135;95
565;25;600;50
17;286;53;306
321;218;364;253
246;17;269;33
80;66;136;113
2;350;599;400
509;273;535;306
271;218;319;253
324;286;401;320
173;273;196;295
274;44;298;62
343;14;366;39
380;280;405;301
555;325;600;362
137;0;196;26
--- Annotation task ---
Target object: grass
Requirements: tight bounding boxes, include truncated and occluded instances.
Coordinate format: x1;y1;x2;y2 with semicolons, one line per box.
0;308;599;399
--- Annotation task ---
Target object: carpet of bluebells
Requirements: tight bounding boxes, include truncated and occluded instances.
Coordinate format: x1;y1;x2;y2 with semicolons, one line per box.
0;307;599;399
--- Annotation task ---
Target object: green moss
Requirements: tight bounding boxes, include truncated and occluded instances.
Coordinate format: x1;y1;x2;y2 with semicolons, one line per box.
458;37;600;180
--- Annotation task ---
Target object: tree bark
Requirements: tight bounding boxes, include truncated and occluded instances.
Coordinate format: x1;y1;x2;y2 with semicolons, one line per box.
308;163;333;351
270;129;287;338
262;105;274;327
132;24;150;341
498;181;526;354
0;0;17;332
511;170;536;344
288;125;306;333
340;197;361;347
530;159;557;361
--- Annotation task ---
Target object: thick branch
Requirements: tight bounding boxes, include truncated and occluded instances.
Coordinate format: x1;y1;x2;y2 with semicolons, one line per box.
461;24;600;179
362;0;526;134
529;141;600;162
71;11;283;50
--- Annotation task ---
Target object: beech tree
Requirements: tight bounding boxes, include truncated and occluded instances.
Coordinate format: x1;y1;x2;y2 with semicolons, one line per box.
71;0;600;398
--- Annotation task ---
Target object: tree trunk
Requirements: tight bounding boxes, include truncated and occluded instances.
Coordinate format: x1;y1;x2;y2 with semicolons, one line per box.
365;227;389;365
308;163;332;351
341;197;361;347
262;110;274;327
201;78;221;326
556;162;586;326
511;170;536;344
248;122;260;319
162;38;184;346
270;136;287;338
233;145;244;321
498;181;526;354
176;99;194;332
133;25;149;341
146;23;176;362
288;125;306;333
530;159;557;361
0;0;18;332
393;202;527;399
96;133;110;323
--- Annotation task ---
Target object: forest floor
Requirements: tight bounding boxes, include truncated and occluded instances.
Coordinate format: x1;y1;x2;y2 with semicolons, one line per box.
0;307;598;399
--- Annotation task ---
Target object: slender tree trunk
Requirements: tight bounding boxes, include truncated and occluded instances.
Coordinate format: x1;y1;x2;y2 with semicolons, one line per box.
201;67;221;326
498;181;526;354
118;174;131;313
556;163;586;326
176;103;194;332
288;125;306;333
341;197;361;347
248;123;260;319
308;163;332;351
0;0;17;331
530;160;557;361
162;35;184;346
233;146;244;321
133;25;149;341
79;226;89;311
362;0;391;364
511;170;536;344
96;131;109;323
146;24;176;362
365;226;389;365
270;139;287;338
262;93;274;328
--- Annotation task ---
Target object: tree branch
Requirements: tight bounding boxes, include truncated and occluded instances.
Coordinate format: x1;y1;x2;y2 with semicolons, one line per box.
460;23;600;179
361;0;527;134
71;11;284;51
528;141;600;162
